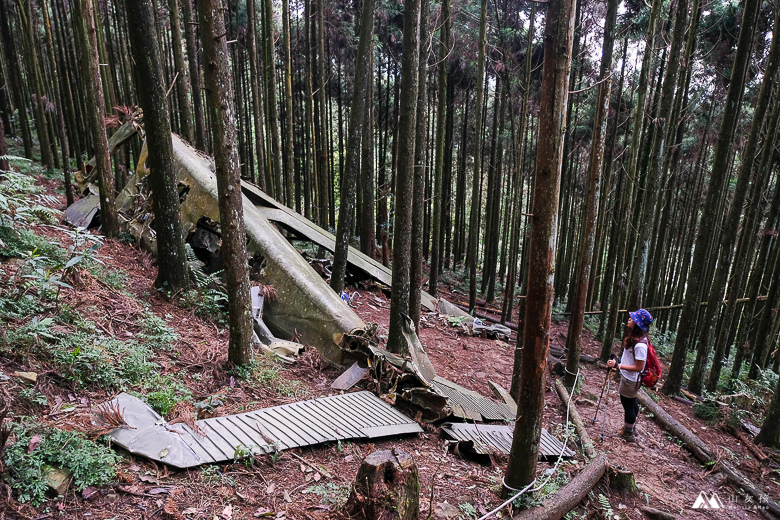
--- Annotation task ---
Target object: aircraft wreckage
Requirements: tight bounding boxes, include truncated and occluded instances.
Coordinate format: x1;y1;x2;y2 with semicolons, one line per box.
69;122;516;433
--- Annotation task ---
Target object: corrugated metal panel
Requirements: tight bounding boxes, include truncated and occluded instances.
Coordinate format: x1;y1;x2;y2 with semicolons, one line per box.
432;377;515;421
441;422;575;459
104;392;422;469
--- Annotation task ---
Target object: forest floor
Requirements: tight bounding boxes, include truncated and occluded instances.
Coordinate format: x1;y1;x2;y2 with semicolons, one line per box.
1;167;779;520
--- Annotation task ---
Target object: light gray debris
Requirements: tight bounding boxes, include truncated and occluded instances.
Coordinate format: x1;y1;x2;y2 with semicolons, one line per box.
99;391;422;469
441;422;575;461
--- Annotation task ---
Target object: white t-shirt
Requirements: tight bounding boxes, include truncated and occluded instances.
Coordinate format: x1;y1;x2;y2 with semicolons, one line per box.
620;342;648;382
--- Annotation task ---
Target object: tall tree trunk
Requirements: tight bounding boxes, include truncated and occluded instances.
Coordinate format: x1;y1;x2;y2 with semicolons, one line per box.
263;0;284;204
314;0;328;224
662;0;760;395
281;0;294;199
627;0;690;310
247;0;267;188
168;0;193;144
197;0;254;365
429;0;450;298
694;5;780;391
359;49;376;258
0;1;32;159
126;0;189;292
409;0;429;329
504;0;575;491
386;0;421;354
41;0;73;206
468;0;487;313
18;0;54;171
502;3;536;324
74;0;119;236
564;0;617;388
181;0;206;150
330;0;375;295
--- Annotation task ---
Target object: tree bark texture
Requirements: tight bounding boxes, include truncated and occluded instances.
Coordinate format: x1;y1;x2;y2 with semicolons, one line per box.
386;0;421;354
342;449;420;520
468;0;487;313
126;0;189;293
74;0;119;237
330;0;375;295
504;0;576;490
180;0;207;151
197;0;254;365
429;0;450;298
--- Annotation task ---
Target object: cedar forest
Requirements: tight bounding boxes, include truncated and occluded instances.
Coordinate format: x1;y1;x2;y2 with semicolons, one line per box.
0;0;780;518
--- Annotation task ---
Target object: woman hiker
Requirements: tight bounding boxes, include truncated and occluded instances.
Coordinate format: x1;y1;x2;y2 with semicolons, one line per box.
607;309;653;442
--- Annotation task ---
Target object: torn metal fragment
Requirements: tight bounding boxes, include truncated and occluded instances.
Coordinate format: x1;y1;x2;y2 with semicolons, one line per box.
441;422;575;461
99;391;422;468
63;194;100;228
431;377;515;421
332;362;369;390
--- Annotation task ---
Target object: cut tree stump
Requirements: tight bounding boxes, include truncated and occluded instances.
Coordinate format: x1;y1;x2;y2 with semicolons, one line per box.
342;449;420;520
637;390;780;518
607;466;637;494
512;453;608;520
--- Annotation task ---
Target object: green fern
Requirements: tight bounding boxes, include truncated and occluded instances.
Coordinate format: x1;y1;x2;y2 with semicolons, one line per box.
598;494;614;518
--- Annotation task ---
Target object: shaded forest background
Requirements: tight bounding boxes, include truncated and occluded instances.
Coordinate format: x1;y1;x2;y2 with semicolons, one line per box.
1;0;780;447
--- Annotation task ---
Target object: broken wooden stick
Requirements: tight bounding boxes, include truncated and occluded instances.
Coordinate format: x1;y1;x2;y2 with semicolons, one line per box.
512;453;608;520
728;426;769;463
553;378;596;459
637;390;780;518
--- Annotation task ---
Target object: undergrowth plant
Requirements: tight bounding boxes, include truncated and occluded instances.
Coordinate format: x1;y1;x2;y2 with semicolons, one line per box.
3;420;119;505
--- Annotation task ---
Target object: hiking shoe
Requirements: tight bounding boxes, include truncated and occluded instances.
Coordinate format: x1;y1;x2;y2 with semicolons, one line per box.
619;428;637;443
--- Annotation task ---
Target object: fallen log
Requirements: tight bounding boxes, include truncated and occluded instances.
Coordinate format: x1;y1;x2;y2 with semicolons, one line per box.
512;453;608;520
553;378;596;459
636;390;780;517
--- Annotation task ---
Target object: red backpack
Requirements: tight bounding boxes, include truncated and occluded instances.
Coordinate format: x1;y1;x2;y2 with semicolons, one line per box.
639;336;662;388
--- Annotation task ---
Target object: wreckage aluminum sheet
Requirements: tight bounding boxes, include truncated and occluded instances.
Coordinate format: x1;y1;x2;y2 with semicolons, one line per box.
441;423;575;459
432;377;515;421
106;391;422;468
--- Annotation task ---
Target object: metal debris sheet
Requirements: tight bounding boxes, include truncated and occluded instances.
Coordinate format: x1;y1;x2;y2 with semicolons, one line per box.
432;377;516;421
101;391;422;469
441;422;575;460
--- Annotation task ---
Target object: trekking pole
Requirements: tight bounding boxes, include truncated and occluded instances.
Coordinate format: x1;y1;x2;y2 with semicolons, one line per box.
600;374;612;441
592;353;616;424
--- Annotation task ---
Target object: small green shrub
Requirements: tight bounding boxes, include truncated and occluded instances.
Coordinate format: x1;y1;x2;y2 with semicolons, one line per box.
138;311;178;351
136;373;193;416
693;401;721;424
3;421;119;505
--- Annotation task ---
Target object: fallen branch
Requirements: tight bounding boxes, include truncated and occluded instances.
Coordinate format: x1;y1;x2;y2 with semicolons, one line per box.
553;378;596;459
727;427;769;463
512;453;608;520
637;390;780;517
